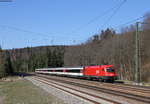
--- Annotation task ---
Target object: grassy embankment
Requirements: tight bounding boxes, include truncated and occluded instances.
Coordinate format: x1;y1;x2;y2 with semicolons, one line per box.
0;77;65;104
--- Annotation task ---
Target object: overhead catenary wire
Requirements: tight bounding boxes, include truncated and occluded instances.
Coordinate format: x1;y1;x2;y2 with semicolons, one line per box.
69;0;127;34
114;16;145;29
1;0;149;47
0;24;80;45
0;15;147;47
99;0;127;29
0;0;127;41
0;25;57;46
0;25;52;38
0;24;83;40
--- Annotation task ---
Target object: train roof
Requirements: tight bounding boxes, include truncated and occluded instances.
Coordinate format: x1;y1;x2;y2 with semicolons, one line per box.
36;65;114;71
36;67;84;70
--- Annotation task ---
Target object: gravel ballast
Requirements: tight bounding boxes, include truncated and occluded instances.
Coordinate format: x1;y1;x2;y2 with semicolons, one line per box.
26;77;93;104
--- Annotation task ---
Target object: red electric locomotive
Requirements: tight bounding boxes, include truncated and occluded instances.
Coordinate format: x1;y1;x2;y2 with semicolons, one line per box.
35;65;117;82
83;65;117;82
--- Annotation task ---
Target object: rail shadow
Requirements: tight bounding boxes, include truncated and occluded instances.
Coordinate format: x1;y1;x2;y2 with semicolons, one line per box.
13;72;35;77
114;80;124;84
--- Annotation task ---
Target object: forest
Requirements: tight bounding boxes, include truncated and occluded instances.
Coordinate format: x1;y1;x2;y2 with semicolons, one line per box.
0;13;150;82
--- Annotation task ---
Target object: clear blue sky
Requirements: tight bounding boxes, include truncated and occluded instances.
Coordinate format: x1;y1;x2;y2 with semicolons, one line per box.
0;0;150;49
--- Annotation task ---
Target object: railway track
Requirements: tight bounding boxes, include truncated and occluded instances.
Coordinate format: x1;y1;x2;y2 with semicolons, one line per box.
31;76;121;104
35;74;150;104
99;82;150;94
36;74;150;96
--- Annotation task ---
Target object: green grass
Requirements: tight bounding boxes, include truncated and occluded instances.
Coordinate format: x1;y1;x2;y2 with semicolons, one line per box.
0;78;65;104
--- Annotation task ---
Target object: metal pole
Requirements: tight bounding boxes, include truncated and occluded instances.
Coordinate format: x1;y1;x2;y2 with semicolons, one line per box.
135;22;140;83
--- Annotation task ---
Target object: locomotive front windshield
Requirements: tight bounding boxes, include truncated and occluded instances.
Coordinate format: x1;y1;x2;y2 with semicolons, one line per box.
106;67;115;72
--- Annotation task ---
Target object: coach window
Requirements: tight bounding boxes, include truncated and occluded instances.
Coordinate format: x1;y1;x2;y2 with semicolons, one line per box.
55;70;63;72
68;70;81;73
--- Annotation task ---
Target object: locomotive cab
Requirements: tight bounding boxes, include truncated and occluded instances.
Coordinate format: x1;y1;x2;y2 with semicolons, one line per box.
103;66;118;82
105;67;115;72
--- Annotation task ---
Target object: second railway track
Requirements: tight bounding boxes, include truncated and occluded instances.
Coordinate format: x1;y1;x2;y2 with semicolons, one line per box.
35;74;150;104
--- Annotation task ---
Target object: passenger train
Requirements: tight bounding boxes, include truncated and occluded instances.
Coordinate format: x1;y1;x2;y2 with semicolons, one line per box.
35;65;118;82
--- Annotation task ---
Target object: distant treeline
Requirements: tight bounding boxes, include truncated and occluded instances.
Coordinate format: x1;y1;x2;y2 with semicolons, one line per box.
0;46;65;78
0;13;150;82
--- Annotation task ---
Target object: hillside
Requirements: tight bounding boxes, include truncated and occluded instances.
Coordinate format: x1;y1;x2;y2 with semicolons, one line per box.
0;13;150;82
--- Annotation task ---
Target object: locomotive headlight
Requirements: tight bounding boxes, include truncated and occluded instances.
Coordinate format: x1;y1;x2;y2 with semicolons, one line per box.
104;68;106;72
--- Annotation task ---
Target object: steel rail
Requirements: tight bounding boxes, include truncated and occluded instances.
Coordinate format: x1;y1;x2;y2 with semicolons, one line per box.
36;74;150;95
33;77;121;104
98;83;150;94
36;75;150;103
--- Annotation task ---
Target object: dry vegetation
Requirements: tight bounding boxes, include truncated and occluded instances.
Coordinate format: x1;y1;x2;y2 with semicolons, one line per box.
64;13;150;82
0;77;65;104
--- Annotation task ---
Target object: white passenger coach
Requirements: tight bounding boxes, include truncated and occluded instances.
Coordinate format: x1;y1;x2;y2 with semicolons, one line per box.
35;67;84;76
